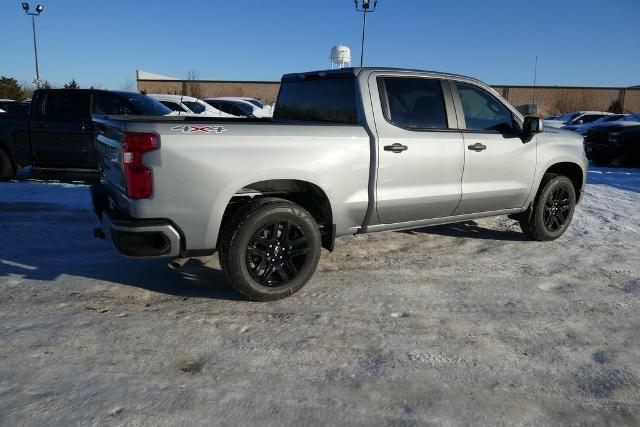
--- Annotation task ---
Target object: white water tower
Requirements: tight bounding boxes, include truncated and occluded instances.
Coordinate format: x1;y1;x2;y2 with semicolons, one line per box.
330;45;351;69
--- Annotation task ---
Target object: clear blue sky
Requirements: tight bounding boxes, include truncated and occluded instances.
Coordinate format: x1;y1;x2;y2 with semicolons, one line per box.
2;0;639;89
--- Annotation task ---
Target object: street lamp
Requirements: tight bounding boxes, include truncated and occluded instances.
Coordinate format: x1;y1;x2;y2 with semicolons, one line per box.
354;0;378;67
21;3;44;88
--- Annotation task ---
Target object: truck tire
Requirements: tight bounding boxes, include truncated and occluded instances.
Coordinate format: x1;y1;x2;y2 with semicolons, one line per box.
218;197;322;301
519;174;576;241
0;148;16;181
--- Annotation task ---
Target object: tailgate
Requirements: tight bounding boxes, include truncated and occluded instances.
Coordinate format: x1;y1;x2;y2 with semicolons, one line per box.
94;118;127;196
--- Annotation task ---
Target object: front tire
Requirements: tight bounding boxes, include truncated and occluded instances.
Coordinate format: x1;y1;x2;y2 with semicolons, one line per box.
0;148;16;181
218;198;322;301
519;174;576;241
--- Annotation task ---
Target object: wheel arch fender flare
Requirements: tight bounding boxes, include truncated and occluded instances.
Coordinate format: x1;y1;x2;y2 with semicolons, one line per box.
527;156;588;206
203;170;335;249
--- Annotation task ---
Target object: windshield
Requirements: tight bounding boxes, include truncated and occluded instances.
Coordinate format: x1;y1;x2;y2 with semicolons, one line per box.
558;112;581;123
245;99;265;109
118;93;172;115
183;100;207;114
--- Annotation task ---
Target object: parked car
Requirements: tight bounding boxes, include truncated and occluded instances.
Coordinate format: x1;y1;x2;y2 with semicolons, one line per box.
0;99;16;111
239;97;273;117
203;97;269;118
0;89;172;179
0;99;29;114
544;111;612;129
148;94;234;117
92;67;587;301
571;114;626;136
562;113;623;132
584;112;640;166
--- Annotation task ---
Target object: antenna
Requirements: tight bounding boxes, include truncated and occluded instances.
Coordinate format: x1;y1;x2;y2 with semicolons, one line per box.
532;55;538;106
354;0;379;67
179;80;185;116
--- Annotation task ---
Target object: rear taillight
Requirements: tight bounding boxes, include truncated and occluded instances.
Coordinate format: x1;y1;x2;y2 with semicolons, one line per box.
122;133;158;199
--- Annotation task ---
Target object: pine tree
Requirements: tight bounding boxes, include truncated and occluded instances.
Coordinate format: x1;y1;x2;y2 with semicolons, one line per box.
64;79;80;89
0;76;25;100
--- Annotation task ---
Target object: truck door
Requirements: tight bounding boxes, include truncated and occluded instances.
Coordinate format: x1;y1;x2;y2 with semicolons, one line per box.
30;90;95;169
370;73;465;223
450;81;536;215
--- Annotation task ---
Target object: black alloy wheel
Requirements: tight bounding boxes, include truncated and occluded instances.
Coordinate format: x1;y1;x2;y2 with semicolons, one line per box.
542;187;571;232
519;174;577;241
218;198;322;301
246;220;309;286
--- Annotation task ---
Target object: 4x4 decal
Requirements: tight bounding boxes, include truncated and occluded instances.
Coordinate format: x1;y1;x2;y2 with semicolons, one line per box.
170;125;226;134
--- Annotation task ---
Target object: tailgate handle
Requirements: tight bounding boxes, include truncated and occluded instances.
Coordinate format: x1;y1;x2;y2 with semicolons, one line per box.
384;143;408;153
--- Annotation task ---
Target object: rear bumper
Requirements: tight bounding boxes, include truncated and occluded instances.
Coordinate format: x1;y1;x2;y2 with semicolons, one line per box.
91;184;182;258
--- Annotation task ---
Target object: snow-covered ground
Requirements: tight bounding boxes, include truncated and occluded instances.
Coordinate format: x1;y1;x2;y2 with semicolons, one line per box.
1;166;639;425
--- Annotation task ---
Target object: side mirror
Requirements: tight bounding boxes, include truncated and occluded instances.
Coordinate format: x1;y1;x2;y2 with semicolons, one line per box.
523;116;543;135
575;119;584;125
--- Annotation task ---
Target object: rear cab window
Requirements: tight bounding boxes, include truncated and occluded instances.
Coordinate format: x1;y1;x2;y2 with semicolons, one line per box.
274;74;359;124
92;93;135;115
44;91;90;121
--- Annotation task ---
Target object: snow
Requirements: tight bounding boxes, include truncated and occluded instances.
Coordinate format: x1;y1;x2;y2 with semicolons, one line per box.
1;165;639;424
587;166;640;192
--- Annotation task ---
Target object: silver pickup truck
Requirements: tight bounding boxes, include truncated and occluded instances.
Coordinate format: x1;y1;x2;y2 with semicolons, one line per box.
92;67;588;301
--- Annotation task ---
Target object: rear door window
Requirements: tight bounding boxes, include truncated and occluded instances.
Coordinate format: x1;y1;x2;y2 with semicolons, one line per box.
380;77;448;130
44;92;89;120
456;82;515;133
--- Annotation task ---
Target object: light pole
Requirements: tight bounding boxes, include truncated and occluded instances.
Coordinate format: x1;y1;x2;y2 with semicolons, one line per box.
21;3;44;89
354;0;378;67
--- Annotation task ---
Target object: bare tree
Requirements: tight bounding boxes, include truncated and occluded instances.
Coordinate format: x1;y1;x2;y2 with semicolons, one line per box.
120;78;135;92
549;90;596;115
185;70;203;99
607;99;623;114
40;80;54;90
20;80;36;100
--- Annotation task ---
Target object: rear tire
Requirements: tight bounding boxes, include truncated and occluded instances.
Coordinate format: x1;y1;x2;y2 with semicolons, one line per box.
519;174;576;241
218;198;322;301
0;148;16;181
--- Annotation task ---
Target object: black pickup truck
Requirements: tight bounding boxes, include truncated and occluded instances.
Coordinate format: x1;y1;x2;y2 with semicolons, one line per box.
584;112;640;166
0;89;171;180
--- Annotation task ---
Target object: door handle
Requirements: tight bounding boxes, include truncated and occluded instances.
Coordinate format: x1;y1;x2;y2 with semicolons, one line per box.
467;143;487;152
384;143;408;153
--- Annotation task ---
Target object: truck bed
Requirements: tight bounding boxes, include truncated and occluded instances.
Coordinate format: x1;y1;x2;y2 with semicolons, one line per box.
94;115;371;254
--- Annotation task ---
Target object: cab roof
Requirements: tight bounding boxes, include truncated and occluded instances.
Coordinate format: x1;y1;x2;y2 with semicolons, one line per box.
281;67;485;86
